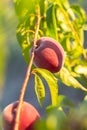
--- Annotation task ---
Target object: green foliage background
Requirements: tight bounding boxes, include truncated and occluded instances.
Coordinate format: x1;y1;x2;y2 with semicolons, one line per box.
14;0;87;106
0;0;18;129
14;0;87;129
0;0;87;129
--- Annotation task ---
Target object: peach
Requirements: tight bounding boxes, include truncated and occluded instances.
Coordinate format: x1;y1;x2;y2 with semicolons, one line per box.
2;101;40;130
30;37;65;73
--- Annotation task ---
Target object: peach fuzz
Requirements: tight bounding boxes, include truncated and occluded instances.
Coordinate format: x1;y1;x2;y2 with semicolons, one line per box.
30;37;65;73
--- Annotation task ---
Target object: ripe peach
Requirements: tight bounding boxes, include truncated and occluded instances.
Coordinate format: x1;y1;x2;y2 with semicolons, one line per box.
30;37;65;73
2;101;40;130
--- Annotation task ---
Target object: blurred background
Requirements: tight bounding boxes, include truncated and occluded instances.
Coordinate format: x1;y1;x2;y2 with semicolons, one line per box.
0;1;87;125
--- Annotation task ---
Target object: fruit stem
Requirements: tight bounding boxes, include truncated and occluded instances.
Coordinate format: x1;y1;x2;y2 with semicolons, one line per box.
14;5;41;130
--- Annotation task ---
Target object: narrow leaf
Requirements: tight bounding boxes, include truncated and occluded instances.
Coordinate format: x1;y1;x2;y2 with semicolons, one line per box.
16;17;34;63
74;65;87;76
14;0;37;18
56;67;87;92
33;68;58;106
70;4;86;23
14;0;45;19
46;3;58;40
34;74;45;106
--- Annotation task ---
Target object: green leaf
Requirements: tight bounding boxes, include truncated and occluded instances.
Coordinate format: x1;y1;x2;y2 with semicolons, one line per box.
14;0;45;19
46;3;58;40
56;67;87;92
57;0;70;10
70;4;86;23
16;16;35;63
32;68;58;106
57;95;74;108
34;74;45;106
56;0;85;46
74;65;87;76
46;106;67;130
14;0;35;18
67;44;83;59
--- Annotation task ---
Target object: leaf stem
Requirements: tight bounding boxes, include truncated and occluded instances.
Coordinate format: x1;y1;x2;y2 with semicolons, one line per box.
14;5;41;130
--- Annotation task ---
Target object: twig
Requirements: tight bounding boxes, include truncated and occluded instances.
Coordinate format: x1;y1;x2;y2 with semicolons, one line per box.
14;5;41;130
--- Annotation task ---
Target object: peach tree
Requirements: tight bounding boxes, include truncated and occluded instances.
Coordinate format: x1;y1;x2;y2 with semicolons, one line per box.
2;0;87;130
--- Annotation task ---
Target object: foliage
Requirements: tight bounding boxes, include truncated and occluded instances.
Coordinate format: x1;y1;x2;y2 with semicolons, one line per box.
14;0;87;129
14;0;87;105
0;0;17;88
32;68;58;106
0;2;8;88
35;96;87;130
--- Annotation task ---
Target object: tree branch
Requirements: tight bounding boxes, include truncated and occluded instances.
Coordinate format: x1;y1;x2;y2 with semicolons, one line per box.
14;5;41;130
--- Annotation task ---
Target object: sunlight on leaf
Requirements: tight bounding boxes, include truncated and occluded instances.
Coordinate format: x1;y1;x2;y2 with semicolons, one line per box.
46;3;58;40
56;67;87;92
15;0;87;102
16;16;35;63
70;4;86;23
74;65;87;76
14;0;45;19
32;68;58;106
34;74;45;106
